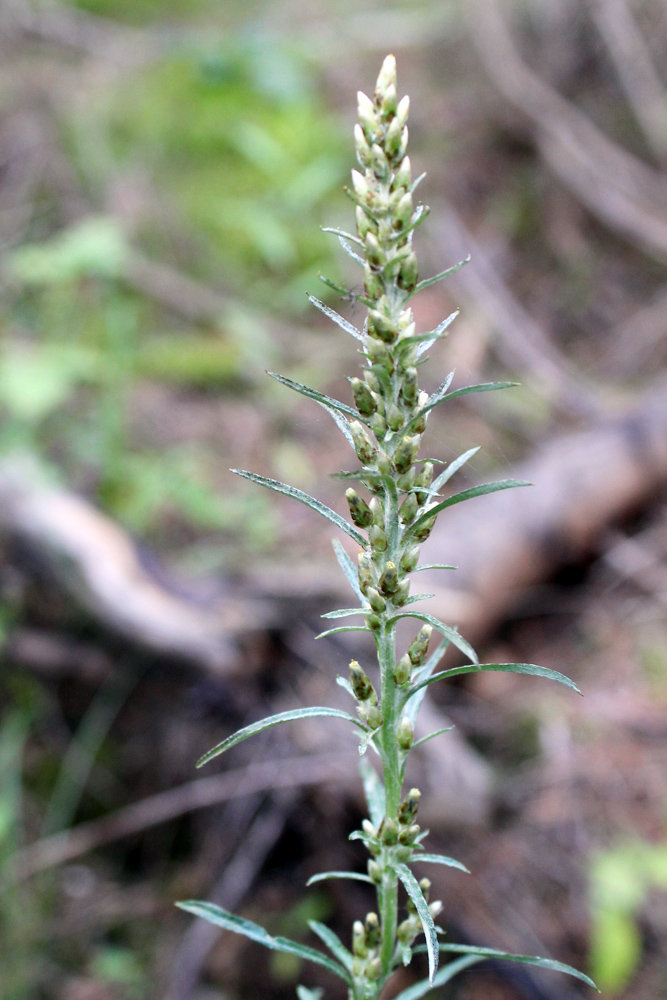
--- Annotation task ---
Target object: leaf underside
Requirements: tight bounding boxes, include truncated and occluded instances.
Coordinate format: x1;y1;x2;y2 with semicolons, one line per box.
407;480;531;539
308;919;354;972
393;861;439;983
359;754;386;827
306;870;374;886
410;662;581;697
411;852;470;874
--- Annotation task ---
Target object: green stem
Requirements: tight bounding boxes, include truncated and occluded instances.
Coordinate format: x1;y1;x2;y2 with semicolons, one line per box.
378;621;400;976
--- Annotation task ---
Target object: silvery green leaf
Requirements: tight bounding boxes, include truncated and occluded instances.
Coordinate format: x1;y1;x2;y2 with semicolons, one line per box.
316;625;372;639
306;871;374;887
409;944;599;992
412;564;457;572
410;172;427;193
267;372;362;423
308;921;353;972
389;612;477;664
404;638;450;726
424;372;455;410
307;294;365;343
359;754;385;826
321;608;367;619
196;707;362;767
406;481;531;540
175;902;351;985
336;675;355;698
393;862;439;983
338;236;365;265
401;594;435;605
330;469;382;482
410;255;470;296
431;447;480;492
319;273;372;307
409;662;581;697
444;381;518;402
358;727;380;756
321;226;364;247
400;940;412;966
231;470;367;547
411;852;470;874
297;987;324;1000
412;725;455;749
332;538;365;603
416;309;459;357
391;955;484;998
319;403;356;448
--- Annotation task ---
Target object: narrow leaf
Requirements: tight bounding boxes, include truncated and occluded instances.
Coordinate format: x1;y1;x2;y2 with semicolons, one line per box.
406;481;531;539
416;309;459;357
413;564;457;572
267;372;362;423
393;862;439;983
411;256;470;295
175;901;351;984
412;726;455;749
417;944;599;992
306;871;374;887
321;608;367;619
196;707;362;767
321;225;364;247
431;447;480;492
402;594;435;606
410;172;427;193
389;612;477;664
409;662;581;697
231;470;366;547
318;402;355;448
319;273;372;307
411;852;470;874
332;538;365;603
308;920;353;972
424;372;455;410
359;755;385;827
392;956;484;999
338;236;365;264
307;294;365;343
297;986;324;1000
404;638;450;726
444;381;518;402
336;674;355;698
316;625;372;640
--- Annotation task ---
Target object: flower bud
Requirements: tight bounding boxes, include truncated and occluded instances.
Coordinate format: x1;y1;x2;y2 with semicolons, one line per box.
397;716;414;749
397;467;416;492
408;625;432;665
351;168;370;202
381;817;398;845
349;660;376;702
398;917;418;943
385;116;403;156
394;435;419;474
386;403;403;431
393;579;410;606
353;920;368;958
364;612;382;631
394;191;413;229
365;370;381;394
429;900;443;919
398;823;420;845
413;514;436;541
368;860;382;883
393;155;412;190
370;412;387;436
395;127;409;161
415;462;434;503
398;252;419;291
388;185;407;212
396;94;410;128
366;705;383;729
369;496;384;526
350;420;376;465
356;205;373;239
368;525;387;552
365;231;384;268
370;143;390;181
358;551;374;594
395;845;412;862
351;377;377;416
375;54;397;98
419;877;431;899
368;309;398;344
363;262;383;300
398;788;421;825
354;123;372;166
376;449;392;476
346;488;373;528
365;338;393;371
401;367;419;406
366;957;383;981
394;653;412;686
358;91;380;141
400;492;418;525
365;912;381;948
400;545;420;573
366;587;386;614
378;562;399;594
362;819;376;838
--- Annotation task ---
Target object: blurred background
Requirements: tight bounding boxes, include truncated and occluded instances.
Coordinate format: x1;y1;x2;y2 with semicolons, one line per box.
2;0;667;997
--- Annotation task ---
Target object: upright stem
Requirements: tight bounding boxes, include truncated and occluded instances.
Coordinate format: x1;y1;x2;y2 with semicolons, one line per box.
379;622;399;976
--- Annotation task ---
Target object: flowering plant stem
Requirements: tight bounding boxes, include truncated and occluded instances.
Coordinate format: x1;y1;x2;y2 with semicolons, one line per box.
176;56;598;1000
